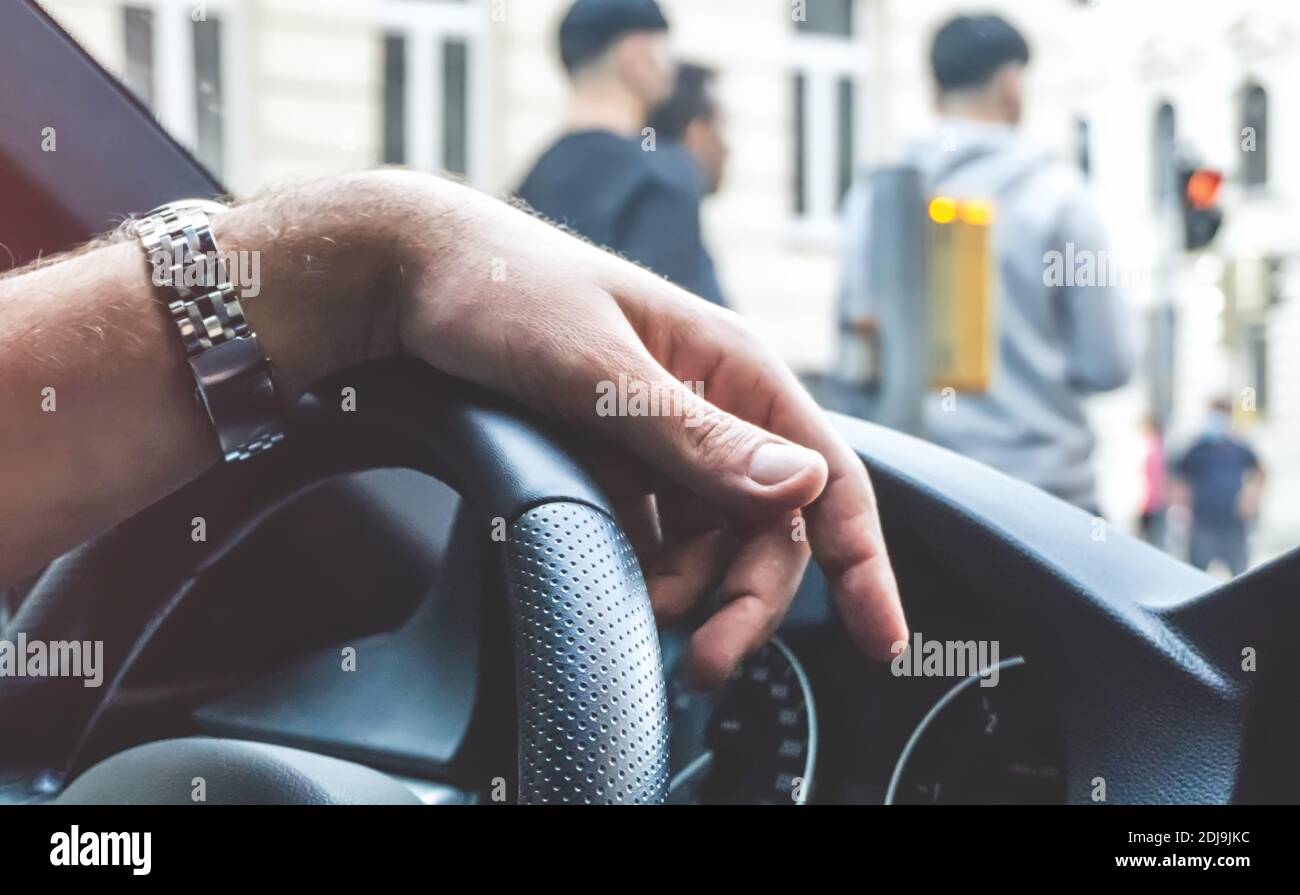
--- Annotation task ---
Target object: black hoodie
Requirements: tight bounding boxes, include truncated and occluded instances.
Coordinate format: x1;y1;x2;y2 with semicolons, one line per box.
517;129;725;306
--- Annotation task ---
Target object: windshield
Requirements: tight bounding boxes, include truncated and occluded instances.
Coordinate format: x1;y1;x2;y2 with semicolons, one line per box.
36;0;1300;580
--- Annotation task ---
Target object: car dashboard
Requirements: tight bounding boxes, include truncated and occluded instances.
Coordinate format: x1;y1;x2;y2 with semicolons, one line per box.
50;467;1065;806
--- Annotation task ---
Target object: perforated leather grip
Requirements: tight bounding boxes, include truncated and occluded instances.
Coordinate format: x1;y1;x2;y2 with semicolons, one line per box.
504;502;669;804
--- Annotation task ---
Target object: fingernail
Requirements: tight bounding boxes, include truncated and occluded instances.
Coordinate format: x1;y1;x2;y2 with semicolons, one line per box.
747;443;817;486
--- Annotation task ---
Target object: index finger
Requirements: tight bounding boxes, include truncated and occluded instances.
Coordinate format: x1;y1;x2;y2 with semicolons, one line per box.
766;372;909;660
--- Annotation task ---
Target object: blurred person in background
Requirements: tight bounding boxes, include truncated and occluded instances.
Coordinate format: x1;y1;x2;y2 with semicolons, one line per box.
1138;415;1169;548
838;13;1132;513
647;62;729;199
646;61;729;306
517;0;725;305
1172;398;1265;577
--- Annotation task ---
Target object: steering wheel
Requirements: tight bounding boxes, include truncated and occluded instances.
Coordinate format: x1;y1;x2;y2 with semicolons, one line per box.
20;359;669;805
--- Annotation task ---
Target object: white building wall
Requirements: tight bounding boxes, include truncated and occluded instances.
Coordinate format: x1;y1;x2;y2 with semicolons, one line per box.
250;0;378;186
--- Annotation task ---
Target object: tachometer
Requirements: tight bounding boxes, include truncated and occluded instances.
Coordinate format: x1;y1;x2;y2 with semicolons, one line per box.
886;657;1064;805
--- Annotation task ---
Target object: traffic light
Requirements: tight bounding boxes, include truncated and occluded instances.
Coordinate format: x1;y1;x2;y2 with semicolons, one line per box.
1179;164;1223;251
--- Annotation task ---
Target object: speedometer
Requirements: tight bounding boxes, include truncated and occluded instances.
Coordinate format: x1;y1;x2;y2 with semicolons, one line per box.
666;637;817;805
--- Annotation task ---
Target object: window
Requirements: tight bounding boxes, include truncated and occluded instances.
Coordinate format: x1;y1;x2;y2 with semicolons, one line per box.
790;0;862;223
836;76;856;203
1239;82;1268;189
1152;101;1176;205
382;34;407;165
380;1;483;180
122;6;155;108
1245;321;1269;415
120;1;237;180
192;13;225;178
795;0;854;37
442;39;470;177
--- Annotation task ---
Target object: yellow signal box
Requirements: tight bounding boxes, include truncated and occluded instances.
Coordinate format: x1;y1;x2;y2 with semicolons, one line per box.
926;197;998;393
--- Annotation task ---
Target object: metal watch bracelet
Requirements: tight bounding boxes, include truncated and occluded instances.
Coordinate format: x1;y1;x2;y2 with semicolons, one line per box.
129;200;286;462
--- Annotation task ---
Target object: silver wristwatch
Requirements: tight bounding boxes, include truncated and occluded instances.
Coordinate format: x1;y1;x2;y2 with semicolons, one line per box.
128;199;286;462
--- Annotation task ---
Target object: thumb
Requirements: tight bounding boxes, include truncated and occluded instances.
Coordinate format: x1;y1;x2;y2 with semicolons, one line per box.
597;368;829;518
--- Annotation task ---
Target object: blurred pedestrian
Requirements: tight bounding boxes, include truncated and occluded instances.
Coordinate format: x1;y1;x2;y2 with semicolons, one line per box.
838;13;1132;512
517;0;725;305
646;61;729;305
648;62;729;198
1138;415;1168;548
1173;398;1265;576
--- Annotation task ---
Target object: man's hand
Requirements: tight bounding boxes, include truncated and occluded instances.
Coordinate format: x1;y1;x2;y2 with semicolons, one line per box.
0;170;907;686
386;173;908;684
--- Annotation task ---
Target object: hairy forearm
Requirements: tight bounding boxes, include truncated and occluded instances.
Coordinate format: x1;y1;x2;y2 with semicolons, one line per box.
0;170;462;587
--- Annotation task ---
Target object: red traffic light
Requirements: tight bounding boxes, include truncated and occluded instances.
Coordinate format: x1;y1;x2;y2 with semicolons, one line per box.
1185;169;1222;210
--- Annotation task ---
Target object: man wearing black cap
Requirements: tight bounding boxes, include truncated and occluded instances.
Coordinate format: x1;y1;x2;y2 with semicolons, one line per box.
517;0;726;306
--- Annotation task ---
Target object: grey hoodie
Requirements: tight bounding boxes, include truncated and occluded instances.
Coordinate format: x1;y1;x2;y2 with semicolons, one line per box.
839;120;1133;508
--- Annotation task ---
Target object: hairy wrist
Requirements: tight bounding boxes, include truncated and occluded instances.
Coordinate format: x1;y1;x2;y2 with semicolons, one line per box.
216;171;422;402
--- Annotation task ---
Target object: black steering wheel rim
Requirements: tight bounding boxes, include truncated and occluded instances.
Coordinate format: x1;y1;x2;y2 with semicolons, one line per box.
3;358;669;805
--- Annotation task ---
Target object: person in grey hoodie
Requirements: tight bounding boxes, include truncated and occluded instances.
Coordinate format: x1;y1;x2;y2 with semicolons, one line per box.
838;13;1132;511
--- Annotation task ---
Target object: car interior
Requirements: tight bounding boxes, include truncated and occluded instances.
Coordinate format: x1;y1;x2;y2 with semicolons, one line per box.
1;0;1298;807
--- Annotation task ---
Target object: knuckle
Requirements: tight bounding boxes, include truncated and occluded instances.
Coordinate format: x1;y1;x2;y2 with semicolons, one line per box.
728;593;779;643
683;406;754;468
